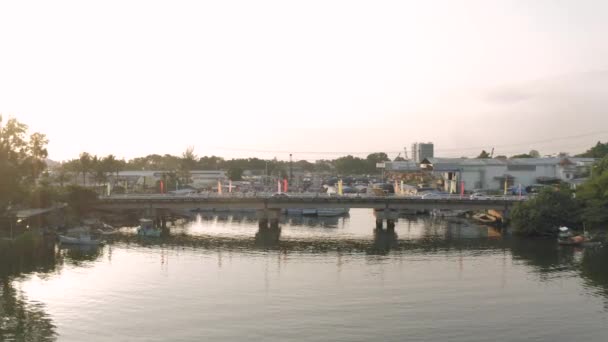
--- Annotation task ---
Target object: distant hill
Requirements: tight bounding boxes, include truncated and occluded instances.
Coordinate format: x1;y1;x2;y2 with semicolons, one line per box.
45;159;61;169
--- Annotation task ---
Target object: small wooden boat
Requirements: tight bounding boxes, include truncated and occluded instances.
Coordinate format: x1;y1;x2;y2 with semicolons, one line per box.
472;213;497;224
59;234;103;246
557;227;591;246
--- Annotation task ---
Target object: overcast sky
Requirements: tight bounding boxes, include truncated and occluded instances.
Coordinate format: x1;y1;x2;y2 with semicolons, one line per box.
1;0;607;161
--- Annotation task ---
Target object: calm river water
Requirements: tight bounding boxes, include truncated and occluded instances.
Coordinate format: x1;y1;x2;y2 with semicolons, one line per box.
2;209;608;341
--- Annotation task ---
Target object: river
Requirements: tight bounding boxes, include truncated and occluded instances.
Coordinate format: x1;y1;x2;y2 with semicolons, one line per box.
1;209;608;341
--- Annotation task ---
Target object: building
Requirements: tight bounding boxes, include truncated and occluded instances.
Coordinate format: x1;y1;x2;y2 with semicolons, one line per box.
411;142;434;163
420;157;595;193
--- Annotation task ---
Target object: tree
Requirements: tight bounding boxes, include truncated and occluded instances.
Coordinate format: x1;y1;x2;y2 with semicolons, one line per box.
54;164;71;187
477;150;491;159
577;141;608;159
394;156;406;161
0;115;50;212
494;155;507;160
179;146;197;185
78;152;92;185
335;155;369;175
227;166;244;181
365;152;389;173
510;187;581;236
510;153;533;159
529;150;541;158
576;156;608;228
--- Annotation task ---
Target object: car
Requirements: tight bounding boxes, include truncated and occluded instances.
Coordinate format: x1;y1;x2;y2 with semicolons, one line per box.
420;192;447;199
469;192;490;200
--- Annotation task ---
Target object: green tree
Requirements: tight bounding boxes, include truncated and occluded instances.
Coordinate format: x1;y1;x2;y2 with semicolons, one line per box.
510;187;581;236
78;152;92;185
227;166;244;181
179;146;197;185
365;152;389;173
0;115;49;212
335;155;368;175
477;150;491;159
577;141;608;159
576;156;608;228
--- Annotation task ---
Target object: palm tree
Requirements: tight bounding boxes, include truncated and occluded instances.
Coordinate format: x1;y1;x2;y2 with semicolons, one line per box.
78;152;92;185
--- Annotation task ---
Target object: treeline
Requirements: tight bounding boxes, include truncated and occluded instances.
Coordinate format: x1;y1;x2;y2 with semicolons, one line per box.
54;149;392;182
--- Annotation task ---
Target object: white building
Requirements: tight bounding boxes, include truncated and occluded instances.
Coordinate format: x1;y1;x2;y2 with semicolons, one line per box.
420;157;595;193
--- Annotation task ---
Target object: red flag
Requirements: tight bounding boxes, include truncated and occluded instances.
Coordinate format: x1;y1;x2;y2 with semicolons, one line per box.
160;180;164;194
283;178;288;193
460;181;464;198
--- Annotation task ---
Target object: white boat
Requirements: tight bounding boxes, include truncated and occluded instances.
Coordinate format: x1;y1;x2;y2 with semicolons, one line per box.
317;208;349;217
59;234;103;246
137;218;162;237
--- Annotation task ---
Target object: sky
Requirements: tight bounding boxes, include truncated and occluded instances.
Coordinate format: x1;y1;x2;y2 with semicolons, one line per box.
1;0;608;162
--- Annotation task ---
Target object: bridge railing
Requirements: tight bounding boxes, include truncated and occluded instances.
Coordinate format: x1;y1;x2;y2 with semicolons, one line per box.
99;192;528;202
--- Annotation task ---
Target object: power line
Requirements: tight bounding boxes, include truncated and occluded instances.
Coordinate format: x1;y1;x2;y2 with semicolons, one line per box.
209;130;607;155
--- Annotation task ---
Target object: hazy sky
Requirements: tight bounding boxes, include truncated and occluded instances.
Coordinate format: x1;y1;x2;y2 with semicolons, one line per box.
1;0;607;161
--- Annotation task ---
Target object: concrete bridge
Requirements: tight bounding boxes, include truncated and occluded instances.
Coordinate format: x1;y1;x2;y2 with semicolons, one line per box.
95;193;524;243
95;193;524;212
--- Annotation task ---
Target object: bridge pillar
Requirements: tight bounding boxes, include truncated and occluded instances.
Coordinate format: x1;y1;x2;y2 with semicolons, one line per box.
373;209;398;231
386;219;395;232
375;218;383;229
255;209;281;246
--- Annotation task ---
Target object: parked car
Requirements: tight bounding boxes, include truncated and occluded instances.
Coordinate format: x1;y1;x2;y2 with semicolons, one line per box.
469;192;490;200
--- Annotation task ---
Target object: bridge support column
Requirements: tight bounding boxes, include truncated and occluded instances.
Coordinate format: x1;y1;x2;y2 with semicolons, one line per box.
386;219;395;232
373;209;398;231
255;209;281;246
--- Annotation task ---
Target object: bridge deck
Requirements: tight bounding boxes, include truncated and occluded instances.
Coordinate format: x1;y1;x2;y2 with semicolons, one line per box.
95;193;525;211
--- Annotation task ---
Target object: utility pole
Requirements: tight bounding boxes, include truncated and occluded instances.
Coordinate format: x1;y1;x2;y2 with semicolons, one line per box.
289;154;293;190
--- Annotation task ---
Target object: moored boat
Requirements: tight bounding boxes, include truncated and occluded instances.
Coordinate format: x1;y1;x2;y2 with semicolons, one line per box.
59;234;103;246
137;218;162;237
302;209;317;216
472;213;497;224
557;226;588;246
317;208;349;217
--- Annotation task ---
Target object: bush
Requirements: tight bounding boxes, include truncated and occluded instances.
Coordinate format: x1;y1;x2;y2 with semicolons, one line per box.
510;187;581;236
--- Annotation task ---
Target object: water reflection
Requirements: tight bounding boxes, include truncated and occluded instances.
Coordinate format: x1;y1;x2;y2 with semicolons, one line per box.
0;279;57;342
368;228;398;255
2;212;608;341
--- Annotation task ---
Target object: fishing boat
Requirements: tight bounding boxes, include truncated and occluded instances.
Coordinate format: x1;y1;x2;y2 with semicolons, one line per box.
137;218;162;237
59;233;103;246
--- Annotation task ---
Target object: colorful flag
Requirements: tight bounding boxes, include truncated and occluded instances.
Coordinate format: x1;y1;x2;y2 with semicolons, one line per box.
218;180;222;194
